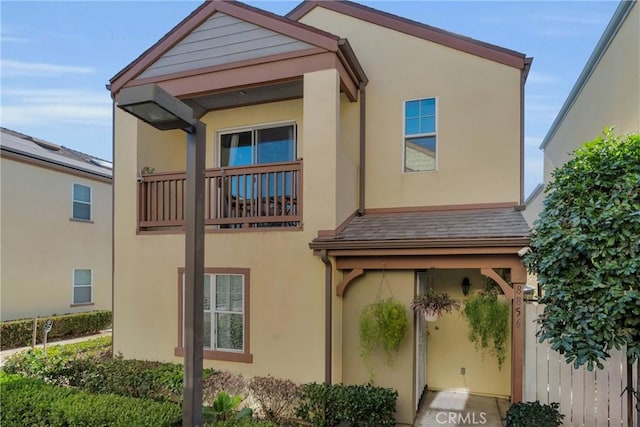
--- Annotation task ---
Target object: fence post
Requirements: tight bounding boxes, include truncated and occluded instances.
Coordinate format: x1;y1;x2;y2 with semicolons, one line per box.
31;317;37;349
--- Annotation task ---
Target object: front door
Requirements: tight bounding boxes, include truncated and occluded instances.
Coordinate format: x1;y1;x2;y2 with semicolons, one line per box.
415;270;428;409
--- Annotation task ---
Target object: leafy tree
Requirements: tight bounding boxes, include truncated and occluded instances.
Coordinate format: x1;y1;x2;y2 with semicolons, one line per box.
526;130;640;367
526;130;640;422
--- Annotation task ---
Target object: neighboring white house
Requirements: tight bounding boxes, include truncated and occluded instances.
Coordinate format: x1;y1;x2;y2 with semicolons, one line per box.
0;127;113;321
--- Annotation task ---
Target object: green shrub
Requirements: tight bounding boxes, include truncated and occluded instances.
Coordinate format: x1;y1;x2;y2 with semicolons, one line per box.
207;419;278;427
0;372;182;427
3;336;112;386
4;338;215;404
505;401;564;427
295;382;397;427
0;310;112;349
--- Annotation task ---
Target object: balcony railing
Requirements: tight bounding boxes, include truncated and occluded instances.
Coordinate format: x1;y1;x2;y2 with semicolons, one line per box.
138;160;302;230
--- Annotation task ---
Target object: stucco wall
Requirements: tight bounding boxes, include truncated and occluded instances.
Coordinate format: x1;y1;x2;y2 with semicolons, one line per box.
425;269;511;398
341;270;416;425
0;157;112;321
300;7;522;209
340;269;511;424
113;70;348;384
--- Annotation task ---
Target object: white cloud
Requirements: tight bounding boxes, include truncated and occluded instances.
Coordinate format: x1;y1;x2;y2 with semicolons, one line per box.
1;88;111;126
1;59;95;77
0;35;29;43
527;72;558;85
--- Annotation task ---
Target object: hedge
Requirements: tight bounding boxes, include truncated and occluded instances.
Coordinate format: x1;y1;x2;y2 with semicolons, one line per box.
295;382;398;427
0;310;111;350
0;372;182;427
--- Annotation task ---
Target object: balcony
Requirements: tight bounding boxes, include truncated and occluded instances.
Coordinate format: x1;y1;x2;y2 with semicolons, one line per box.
138;161;302;231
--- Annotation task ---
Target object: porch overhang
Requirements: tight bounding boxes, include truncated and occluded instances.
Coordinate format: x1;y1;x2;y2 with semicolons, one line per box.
109;0;367;108
311;205;531;402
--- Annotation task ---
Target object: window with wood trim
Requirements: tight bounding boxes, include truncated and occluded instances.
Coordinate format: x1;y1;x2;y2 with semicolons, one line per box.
72;183;92;220
177;268;252;363
404;98;437;172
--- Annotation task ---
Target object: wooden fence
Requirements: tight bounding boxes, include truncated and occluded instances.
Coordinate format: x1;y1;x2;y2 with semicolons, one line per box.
525;303;638;426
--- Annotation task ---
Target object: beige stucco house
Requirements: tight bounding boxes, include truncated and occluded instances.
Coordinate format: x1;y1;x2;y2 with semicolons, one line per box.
524;0;639;225
109;1;532;423
0;128;113;321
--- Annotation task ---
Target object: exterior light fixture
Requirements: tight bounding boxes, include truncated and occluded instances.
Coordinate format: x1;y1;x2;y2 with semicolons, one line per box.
117;83;205;427
118;84;195;131
461;277;471;296
523;284;537;302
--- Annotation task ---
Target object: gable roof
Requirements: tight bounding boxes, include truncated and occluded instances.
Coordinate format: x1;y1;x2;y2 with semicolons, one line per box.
0;127;112;181
539;0;637;150
109;0;366;96
287;0;528;70
310;207;530;250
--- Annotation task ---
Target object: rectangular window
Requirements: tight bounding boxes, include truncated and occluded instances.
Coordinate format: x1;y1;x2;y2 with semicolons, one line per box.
177;268;252;363
73;269;92;304
404;98;437;172
219;124;296;167
72;183;92;220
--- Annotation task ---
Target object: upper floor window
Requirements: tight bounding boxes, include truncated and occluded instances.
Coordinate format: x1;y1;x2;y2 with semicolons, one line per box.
219;124;296;167
72;269;92;305
72;183;92;221
404;98;437;172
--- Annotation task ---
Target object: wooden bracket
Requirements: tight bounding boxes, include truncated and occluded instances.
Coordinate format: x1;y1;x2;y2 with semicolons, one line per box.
480;268;514;299
336;268;364;297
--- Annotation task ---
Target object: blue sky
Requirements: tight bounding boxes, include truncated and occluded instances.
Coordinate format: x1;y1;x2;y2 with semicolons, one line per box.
0;1;620;197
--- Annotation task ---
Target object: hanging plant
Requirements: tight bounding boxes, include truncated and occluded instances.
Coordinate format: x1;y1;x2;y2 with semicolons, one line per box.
411;288;460;321
462;287;510;369
359;298;408;364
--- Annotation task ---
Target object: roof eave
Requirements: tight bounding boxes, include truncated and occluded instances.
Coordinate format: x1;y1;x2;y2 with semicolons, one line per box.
309;236;531;251
288;0;527;70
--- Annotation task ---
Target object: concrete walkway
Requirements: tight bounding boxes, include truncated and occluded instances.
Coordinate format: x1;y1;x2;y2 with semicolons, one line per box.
413;390;509;426
0;330;111;367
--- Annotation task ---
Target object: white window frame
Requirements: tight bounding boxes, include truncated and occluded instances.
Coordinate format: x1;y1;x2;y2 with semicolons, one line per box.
72;268;93;305
178;268;253;363
71;183;92;221
402;97;438;173
216;121;297;167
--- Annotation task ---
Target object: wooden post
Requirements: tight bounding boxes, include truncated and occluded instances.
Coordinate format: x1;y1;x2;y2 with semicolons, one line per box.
511;282;524;402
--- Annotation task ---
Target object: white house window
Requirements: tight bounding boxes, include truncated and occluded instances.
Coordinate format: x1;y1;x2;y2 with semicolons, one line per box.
73;269;92;304
219;124;296;167
404;98;437;172
72;183;92;220
178;268;252;362
205;273;244;351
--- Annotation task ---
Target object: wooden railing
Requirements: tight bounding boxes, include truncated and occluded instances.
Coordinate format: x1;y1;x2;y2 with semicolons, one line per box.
138;160;302;230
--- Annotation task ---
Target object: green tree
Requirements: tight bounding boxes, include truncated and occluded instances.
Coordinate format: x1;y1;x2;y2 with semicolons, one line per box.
526;130;640;424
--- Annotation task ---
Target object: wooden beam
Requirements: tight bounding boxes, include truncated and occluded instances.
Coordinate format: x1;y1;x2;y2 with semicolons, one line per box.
336;255;524;271
480;268;514;299
336;268;364;297
511;281;525;403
